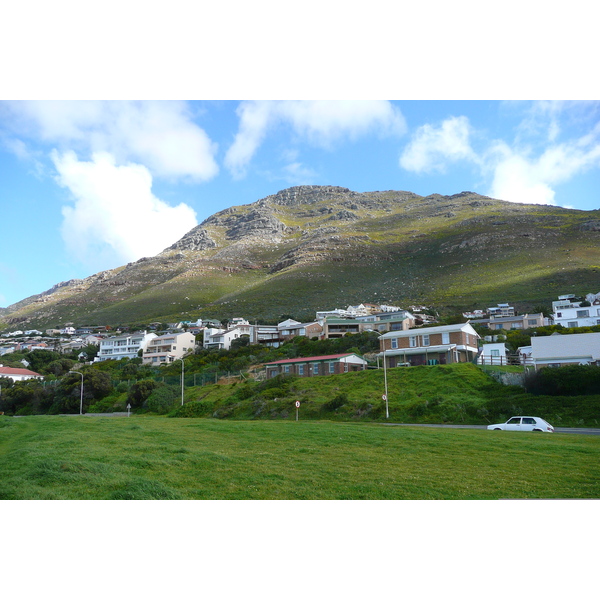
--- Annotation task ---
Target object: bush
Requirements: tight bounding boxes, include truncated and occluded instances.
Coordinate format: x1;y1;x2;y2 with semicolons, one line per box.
322;393;348;412
524;365;600;396
170;400;213;418
147;385;179;414
127;379;159;408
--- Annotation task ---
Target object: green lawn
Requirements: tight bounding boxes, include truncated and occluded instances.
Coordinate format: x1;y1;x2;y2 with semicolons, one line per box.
1;415;598;499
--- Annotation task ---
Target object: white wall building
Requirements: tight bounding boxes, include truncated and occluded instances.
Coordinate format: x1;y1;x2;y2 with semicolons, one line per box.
477;343;509;365
552;293;600;328
95;331;157;362
531;332;600;368
0;365;44;381
143;332;196;365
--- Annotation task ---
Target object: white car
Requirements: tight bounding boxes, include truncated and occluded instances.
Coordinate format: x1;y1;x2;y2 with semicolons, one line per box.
487;416;554;433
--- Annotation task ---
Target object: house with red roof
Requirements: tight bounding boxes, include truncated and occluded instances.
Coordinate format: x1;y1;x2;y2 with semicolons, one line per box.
0;365;44;382
264;353;367;378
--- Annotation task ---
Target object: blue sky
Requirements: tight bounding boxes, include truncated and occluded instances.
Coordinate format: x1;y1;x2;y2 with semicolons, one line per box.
1;99;599;308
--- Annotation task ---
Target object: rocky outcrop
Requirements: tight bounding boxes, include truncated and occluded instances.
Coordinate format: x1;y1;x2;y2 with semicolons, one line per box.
264;185;353;206
580;221;600;232
166;226;217;252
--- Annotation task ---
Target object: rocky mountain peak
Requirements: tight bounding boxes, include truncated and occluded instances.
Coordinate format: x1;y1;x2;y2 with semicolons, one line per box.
263;185;354;206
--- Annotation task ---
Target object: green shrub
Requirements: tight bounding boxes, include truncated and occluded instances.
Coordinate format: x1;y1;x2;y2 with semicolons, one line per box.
322;393;348;412
127;379;159;408
147;385;179;414
170;400;213;418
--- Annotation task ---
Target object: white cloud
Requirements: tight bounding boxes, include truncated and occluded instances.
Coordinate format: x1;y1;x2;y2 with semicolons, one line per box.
399;116;477;174
487;134;600;205
52;151;198;269
400;109;600;207
225;100;406;178
5;101;219;181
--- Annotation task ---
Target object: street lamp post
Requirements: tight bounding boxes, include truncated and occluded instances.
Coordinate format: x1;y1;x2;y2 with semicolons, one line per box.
383;346;389;419
68;370;84;415
378;334;390;419
176;357;185;406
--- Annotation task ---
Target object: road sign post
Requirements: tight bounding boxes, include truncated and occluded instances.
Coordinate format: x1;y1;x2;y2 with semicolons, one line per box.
127;403;131;417
295;400;300;421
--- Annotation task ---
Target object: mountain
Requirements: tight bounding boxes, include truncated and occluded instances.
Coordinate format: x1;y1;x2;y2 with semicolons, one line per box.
2;185;600;330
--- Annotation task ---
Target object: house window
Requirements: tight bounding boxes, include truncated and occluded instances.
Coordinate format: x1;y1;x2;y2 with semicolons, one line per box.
329;362;335;374
312;363;320;375
490;349;500;356
577;310;589;318
528;319;537;326
442;332;450;344
422;334;430;346
344;363;349;372
567;322;578;328
409;336;417;347
556;312;562;318
391;338;398;349
298;364;305;375
284;365;291;373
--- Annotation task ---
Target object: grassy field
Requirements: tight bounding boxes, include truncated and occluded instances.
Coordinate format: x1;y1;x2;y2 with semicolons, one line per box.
1;415;598;499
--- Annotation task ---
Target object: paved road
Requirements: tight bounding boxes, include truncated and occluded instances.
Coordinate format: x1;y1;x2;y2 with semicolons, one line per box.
57;412;130;417
381;423;600;436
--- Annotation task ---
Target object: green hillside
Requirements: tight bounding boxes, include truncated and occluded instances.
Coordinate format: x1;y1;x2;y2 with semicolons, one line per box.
173;363;600;428
2;186;600;329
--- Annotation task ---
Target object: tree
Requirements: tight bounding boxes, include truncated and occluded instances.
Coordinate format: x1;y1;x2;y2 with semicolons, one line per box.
127;379;159;408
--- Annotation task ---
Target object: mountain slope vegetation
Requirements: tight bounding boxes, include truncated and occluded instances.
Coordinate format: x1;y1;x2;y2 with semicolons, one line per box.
3;186;600;329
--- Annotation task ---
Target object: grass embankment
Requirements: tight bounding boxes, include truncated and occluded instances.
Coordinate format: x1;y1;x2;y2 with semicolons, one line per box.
1;416;598;499
174;363;600;428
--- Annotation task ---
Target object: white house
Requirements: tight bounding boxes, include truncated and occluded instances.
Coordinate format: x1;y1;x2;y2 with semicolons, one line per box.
488;303;515;318
0;365;44;381
477;343;508;366
94;331;157;361
142;332;197;365
531;332;600;368
203;324;252;350
552;293;600;328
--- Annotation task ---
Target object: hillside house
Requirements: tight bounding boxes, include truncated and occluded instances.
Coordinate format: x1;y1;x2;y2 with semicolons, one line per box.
0;365;44;382
203;322;254;350
488;303;515;318
264;353;367;378
94;331;157;361
551;294;600;328
379;323;480;366
278;319;323;342
321;318;365;339
477;343;509;365
469;313;546;331
530;332;600;369
356;310;416;333
143;332;197;365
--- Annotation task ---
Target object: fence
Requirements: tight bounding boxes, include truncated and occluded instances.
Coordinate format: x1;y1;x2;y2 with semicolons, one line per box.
477;354;534;367
112;369;256;391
